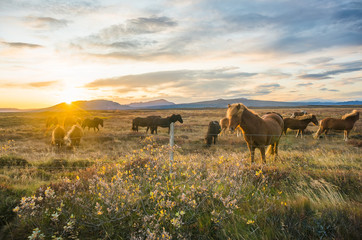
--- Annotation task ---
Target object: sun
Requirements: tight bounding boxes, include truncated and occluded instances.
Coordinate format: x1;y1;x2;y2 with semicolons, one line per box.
63;87;82;104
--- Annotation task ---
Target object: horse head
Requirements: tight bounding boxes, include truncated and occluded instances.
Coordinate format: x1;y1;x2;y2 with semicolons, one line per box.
311;115;319;126
171;114;183;123
226;103;245;132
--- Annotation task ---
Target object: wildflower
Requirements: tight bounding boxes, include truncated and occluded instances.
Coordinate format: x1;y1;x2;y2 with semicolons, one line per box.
246;219;255;225
255;170;262;176
13;206;19;213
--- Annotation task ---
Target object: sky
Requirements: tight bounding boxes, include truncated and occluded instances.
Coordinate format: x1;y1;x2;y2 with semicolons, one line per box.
0;0;361;108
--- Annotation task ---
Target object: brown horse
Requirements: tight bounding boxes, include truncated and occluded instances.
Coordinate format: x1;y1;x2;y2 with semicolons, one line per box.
314;110;359;141
284;114;319;137
132;116;161;133
227;103;284;163
291;110;307;118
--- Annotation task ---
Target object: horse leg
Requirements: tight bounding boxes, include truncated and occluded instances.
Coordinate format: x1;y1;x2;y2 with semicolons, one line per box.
301;130;304;138
247;143;255;163
295;130;299;138
344;130;350;141
214;136;217;144
260;147;266;164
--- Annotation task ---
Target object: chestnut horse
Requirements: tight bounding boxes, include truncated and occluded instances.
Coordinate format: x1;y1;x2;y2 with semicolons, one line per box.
314;110;359;141
227;103;284;163
283;114;318;137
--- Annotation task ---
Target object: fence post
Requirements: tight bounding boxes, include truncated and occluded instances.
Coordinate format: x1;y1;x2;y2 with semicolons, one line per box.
169;122;174;173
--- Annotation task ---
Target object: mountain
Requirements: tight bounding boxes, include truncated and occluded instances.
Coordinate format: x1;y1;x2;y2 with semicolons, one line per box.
37;100;131;112
150;98;362;109
12;98;361;113
128;99;175;108
0;108;23;112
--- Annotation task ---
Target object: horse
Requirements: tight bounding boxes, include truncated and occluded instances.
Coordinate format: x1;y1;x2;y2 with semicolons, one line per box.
66;124;84;147
291;110;307;118
132;116;161;133
219;117;229;136
151;114;183;134
51;125;65;148
82;117;104;132
314;110;359;141
205;121;221;147
283;114;318;137
227;103;284;163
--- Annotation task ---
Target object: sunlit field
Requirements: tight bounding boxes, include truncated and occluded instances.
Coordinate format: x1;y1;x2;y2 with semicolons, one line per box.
0;107;361;239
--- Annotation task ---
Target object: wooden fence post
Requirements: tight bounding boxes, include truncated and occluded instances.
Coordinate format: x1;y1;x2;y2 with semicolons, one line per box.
169;122;174;173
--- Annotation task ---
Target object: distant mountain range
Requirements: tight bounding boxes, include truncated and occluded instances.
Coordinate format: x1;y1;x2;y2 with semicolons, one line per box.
1;98;361;112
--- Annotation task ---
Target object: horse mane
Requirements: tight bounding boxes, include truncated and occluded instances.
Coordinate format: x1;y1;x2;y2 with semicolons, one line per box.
296;114;314;120
341;110;359;120
226;103;258;118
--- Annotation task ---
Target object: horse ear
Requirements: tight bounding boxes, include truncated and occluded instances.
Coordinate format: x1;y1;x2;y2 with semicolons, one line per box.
236;104;241;110
228;104;231;108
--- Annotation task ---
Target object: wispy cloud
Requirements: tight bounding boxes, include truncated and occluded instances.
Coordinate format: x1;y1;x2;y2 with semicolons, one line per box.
299;67;362;80
86;68;256;89
24;16;69;30
1;41;43;48
1;81;57;88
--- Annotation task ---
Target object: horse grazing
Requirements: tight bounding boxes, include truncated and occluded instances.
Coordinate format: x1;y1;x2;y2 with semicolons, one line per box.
314;110;359;141
227;103;284;163
51;125;65;148
291;110;307;118
283;114;318;137
46;116;58;128
66;125;84;147
205;121;221;147
82;117;104;132
132;116;161;133
151;114;183;134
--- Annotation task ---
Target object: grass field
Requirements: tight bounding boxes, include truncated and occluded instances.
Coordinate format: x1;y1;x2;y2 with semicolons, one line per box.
0;107;361;239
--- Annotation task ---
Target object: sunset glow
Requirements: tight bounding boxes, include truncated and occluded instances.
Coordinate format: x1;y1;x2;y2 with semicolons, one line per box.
0;0;361;109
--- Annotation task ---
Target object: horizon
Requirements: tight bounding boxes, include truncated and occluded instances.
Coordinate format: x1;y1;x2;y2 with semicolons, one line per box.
2;97;362;111
1;0;362;108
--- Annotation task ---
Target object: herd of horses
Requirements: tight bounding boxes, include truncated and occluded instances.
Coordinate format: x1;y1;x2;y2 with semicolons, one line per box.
47;116;104;148
46;106;360;163
132;114;183;134
223;104;359;163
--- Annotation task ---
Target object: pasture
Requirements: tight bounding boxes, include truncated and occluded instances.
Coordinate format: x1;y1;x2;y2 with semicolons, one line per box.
0;107;361;239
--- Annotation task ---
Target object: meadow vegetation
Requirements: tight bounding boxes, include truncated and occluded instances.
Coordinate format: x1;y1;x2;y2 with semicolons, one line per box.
0;107;361;239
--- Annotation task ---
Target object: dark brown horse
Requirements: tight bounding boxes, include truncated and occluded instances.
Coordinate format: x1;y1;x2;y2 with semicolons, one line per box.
151;114;183;134
283;114;318;137
82;117;104;132
227;103;284;163
132;116;161;133
205;121;221;147
314;110;359;141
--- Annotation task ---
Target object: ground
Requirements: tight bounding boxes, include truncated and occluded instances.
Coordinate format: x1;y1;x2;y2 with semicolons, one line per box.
0;107;361;239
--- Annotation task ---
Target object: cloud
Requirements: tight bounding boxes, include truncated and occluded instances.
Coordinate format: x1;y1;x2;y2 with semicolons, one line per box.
24;16;69;30
299;67;362;80
254;83;284;95
85;68;257;89
0;81;57;88
27;81;58;87
1;41;43;48
308;57;334;64
297;83;313;87
320;88;339;92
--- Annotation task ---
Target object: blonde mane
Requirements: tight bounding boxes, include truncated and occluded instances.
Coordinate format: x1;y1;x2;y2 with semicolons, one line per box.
341;110;359;120
226;103;258;118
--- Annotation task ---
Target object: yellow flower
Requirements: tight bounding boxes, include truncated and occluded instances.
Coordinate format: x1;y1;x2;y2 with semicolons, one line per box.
255;170;262;176
246;219;255;225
